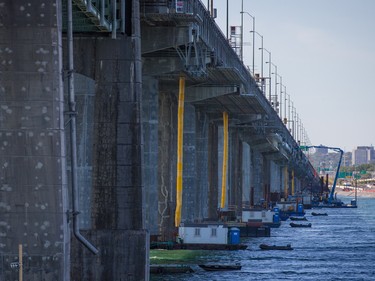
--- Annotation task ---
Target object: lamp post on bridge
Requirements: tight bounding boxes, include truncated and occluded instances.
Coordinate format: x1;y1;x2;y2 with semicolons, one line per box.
284;88;288;126
250;30;263;85
277;75;283;119
290;100;294;135
240;11;255;74
271;62;278;111
296;114;300;144
263;48;272;101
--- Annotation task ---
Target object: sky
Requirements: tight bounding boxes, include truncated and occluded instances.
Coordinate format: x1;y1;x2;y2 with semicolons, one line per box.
202;0;375;152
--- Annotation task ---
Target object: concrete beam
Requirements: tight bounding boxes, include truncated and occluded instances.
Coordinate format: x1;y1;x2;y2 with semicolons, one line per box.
142;56;183;76
141;26;190;54
185;86;238;102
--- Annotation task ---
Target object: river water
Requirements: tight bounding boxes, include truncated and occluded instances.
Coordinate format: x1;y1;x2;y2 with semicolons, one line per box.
150;197;375;281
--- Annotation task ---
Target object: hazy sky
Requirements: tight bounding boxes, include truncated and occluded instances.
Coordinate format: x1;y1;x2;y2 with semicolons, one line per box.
203;0;375;152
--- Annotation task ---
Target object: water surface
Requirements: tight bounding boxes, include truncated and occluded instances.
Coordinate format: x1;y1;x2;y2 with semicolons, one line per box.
151;197;375;280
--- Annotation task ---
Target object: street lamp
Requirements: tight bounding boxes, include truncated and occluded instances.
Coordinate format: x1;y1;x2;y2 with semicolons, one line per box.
263;48;272;101
250;31;263;79
271;62;278;111
241;11;255;73
284;88;288;125
276;75;283;118
289;100;294;134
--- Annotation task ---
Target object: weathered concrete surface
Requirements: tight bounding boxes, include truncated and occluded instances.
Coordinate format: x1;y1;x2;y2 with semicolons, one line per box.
194;111;209;220
0;0;70;280
71;229;149;281
157;90;177;240
142;77;159;235
69;35;149;280
207;120;219;219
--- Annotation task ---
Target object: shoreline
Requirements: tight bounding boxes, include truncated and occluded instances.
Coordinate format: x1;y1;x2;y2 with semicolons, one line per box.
336;189;375;199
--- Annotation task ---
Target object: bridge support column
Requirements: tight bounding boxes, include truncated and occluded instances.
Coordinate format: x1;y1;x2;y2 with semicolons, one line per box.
269;161;282;203
263;158;271;206
158;91;177;240
181;103;197;223
242;143;251;208
195;111;209;220
142;76;159;236
71;34;148;280
0;1;70;279
229;129;242;214
207;120;219;219
251;149;264;205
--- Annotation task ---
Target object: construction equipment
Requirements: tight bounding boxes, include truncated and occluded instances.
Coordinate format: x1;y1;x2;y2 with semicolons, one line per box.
302;145;343;206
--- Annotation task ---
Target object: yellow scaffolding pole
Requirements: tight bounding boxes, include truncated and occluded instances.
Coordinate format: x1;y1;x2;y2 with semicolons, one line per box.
175;76;185;227
220;111;228;209
291;169;295;196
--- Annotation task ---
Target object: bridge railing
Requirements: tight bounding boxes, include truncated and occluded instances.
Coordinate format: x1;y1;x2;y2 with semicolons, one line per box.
189;0;256;87
141;0;257;90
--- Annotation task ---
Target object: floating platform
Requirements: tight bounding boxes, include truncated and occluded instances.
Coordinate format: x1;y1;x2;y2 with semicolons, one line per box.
198;264;241;271
238;225;271;237
150;265;194;274
151;242;247;250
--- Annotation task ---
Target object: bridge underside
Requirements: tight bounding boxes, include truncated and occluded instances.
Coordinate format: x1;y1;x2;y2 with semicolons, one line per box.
0;1;318;280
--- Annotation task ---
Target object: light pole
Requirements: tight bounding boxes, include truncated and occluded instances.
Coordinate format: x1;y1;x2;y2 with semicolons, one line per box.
277;76;283;119
295;112;301;143
290;100;294;134
250;31;263;79
240;0;244;61
263;48;272;101
284;88;288;125
271;62;278;111
226;0;229;39
241;11;255;74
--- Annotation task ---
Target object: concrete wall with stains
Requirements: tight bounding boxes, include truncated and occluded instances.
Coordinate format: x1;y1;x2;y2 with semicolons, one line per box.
0;0;70;280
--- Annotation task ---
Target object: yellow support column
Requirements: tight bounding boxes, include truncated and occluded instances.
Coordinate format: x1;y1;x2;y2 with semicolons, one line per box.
175;76;185;227
220;112;229;209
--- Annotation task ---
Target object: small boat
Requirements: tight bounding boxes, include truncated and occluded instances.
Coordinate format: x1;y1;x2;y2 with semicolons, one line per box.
290;222;312;228
290;216;308;221
259;244;293;250
198;264;241;271
312;212;328;216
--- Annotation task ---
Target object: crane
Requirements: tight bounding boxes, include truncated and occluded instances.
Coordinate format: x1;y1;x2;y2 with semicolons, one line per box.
302;145;343;204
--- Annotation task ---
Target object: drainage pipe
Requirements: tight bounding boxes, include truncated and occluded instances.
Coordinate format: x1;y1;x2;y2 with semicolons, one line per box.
67;0;99;255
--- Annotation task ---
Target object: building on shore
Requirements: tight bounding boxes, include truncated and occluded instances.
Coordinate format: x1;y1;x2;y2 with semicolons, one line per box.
352;146;375;165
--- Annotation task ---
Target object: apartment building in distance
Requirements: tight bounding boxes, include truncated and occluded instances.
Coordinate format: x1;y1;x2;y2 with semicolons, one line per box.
352;146;375;165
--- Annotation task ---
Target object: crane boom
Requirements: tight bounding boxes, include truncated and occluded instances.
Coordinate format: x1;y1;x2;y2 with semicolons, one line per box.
303;145;343;204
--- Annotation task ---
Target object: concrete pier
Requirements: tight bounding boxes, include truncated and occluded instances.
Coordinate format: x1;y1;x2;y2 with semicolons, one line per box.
0;1;70;279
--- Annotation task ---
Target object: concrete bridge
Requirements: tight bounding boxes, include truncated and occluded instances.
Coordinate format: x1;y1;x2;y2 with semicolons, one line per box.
0;0;317;280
